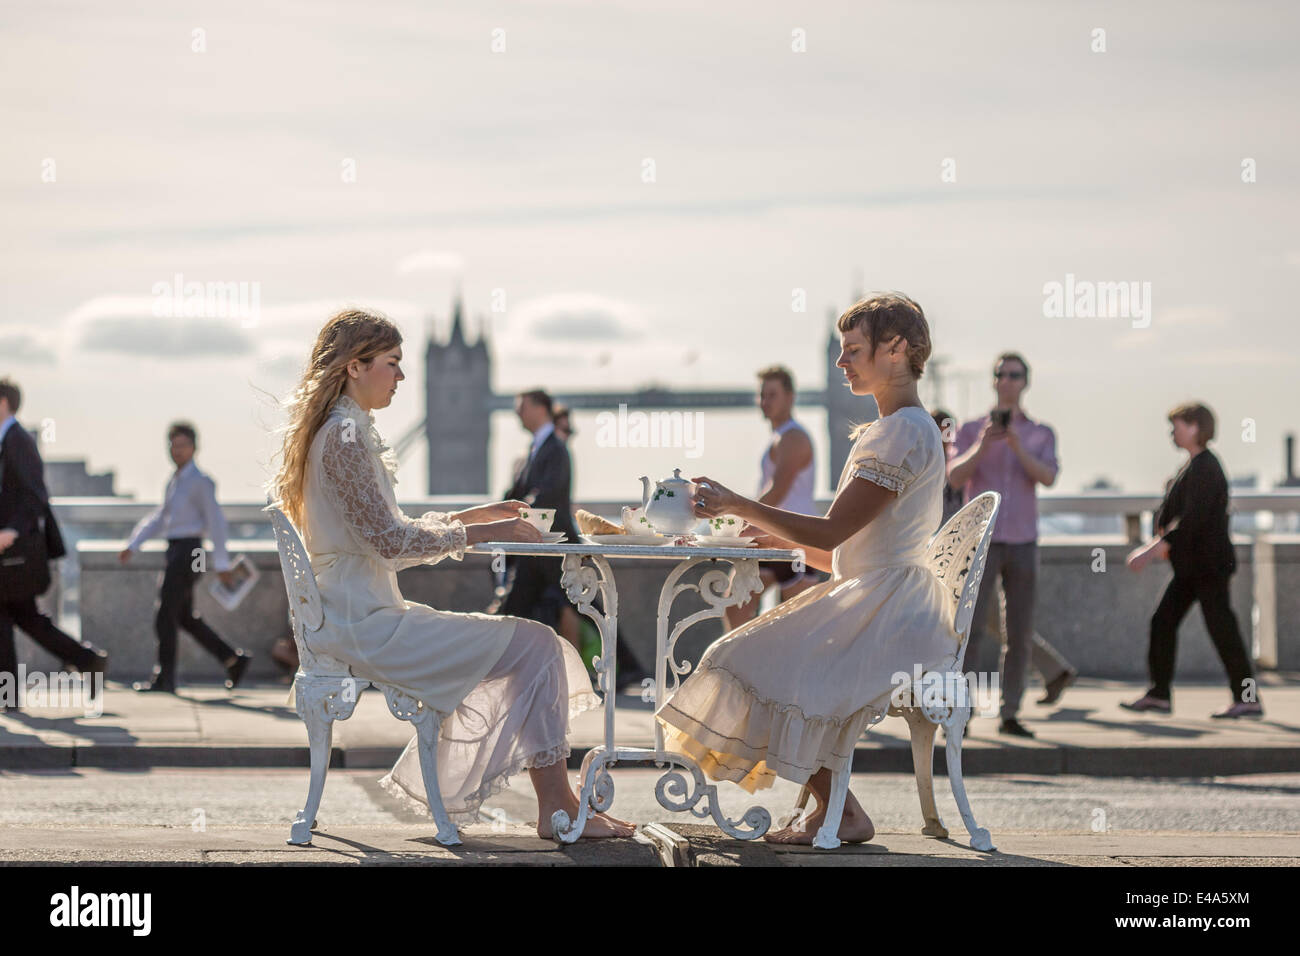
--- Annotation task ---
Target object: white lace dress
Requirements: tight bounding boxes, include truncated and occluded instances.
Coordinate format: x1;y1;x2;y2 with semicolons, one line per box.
299;394;599;822
655;406;959;793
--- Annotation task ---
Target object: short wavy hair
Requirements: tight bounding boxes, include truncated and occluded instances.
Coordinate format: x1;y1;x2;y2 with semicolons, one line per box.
757;365;795;394
836;292;932;380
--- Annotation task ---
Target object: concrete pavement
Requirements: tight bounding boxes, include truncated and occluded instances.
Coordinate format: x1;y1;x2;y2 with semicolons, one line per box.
4;823;1298;866
3;765;1298;867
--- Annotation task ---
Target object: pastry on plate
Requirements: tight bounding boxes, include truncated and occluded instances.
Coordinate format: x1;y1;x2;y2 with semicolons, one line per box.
575;509;624;536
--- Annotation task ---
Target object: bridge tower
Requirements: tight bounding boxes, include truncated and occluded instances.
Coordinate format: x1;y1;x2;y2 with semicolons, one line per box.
425;296;493;494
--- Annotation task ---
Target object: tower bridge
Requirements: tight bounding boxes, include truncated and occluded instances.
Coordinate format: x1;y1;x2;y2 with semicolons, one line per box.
410;298;880;495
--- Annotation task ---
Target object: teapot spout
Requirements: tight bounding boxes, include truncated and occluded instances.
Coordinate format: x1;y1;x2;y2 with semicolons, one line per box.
639;476;651;510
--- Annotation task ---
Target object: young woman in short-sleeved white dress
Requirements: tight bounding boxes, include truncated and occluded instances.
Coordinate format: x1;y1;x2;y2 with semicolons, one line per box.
656;293;958;845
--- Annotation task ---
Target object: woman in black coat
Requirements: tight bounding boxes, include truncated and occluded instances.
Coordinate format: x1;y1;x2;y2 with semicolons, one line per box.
1123;402;1262;718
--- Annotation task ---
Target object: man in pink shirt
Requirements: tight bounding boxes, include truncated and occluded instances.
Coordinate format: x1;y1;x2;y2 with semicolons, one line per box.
948;352;1075;737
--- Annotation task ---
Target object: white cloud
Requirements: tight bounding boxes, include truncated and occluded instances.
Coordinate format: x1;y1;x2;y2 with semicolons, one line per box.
81;315;254;356
0;331;56;364
58;296;432;361
507;293;647;342
62;297;256;357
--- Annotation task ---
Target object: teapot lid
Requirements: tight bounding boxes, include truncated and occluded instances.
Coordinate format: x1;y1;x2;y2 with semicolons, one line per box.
662;468;690;486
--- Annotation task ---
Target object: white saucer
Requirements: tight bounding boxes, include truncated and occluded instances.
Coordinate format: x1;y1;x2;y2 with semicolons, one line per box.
698;536;756;547
539;531;568;543
581;534;675;546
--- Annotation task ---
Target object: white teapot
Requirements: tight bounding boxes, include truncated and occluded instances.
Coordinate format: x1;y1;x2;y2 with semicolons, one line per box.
640;469;701;534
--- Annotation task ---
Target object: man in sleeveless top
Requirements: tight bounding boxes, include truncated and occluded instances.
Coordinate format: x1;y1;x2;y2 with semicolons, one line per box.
725;366;822;630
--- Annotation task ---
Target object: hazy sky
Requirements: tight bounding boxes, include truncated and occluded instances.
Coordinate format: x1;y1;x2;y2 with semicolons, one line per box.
3;0;1298;504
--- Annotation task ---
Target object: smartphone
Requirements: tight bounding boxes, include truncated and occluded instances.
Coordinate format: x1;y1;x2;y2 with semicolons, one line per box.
991;408;1011;428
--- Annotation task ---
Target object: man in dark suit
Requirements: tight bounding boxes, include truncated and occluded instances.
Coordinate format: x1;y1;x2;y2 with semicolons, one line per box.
491;389;579;630
0;378;108;710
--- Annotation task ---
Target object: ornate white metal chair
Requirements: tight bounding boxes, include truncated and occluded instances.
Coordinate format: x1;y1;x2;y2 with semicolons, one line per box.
265;504;462;847
791;491;1002;851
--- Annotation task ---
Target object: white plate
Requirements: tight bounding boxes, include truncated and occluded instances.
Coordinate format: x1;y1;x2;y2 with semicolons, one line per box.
539;531;568;543
581;533;676;546
699;536;756;547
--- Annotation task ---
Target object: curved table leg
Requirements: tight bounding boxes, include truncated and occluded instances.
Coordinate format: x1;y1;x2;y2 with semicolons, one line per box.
651;556;771;838
552;554;619;844
654;754;772;840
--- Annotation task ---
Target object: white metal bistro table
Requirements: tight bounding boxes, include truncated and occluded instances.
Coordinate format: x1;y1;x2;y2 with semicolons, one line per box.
467;539;804;842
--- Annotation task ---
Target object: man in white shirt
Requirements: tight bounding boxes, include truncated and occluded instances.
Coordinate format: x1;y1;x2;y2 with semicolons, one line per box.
119;422;250;692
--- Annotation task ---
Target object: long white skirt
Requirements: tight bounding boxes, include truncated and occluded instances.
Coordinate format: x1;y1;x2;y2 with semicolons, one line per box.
378;623;600;824
656;564;958;793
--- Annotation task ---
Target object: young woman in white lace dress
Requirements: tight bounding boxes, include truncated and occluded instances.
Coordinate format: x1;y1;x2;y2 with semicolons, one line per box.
267;308;634;839
657;293;958;845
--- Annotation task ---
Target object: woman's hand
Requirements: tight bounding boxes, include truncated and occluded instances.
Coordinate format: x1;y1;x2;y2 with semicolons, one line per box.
456;500;527;524
741;523;789;549
467;517;543;545
690;476;748;520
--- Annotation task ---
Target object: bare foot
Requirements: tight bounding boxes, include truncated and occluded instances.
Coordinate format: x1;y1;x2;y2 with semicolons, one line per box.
567;775;635;829
597;810;637;829
535;798;636;840
838;808;875;843
536;810;635;840
764;802;874;845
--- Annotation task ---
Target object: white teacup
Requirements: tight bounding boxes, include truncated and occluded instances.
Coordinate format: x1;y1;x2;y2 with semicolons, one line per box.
518;508;554;532
621;506;651;534
707;514;745;536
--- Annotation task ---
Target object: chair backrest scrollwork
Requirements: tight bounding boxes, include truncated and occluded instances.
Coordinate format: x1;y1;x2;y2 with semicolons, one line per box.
924;492;1001;666
265;504;345;676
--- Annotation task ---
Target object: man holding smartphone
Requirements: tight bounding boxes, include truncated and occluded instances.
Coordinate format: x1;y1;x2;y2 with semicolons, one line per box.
948;352;1074;737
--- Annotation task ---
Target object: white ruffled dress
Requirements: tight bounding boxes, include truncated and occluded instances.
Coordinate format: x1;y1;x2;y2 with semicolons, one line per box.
655;406;959;792
299;394;599;822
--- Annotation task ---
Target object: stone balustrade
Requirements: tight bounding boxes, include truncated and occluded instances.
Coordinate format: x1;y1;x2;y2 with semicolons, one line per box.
14;494;1298;683
18;535;1293;684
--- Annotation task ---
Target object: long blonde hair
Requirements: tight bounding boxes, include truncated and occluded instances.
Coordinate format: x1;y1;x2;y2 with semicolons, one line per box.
266;308;403;529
